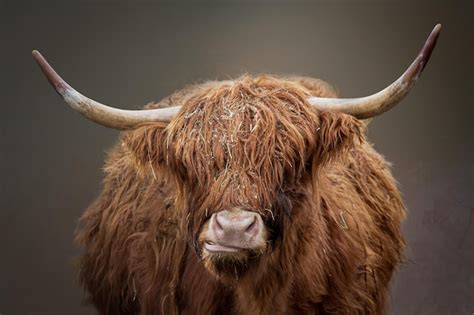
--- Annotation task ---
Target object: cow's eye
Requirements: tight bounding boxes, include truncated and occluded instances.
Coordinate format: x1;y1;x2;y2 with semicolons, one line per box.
274;191;293;217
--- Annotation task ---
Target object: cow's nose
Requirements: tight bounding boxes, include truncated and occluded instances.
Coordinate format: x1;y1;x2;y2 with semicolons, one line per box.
211;210;259;240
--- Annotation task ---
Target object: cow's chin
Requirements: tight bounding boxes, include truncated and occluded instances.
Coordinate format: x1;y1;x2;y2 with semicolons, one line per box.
200;243;266;282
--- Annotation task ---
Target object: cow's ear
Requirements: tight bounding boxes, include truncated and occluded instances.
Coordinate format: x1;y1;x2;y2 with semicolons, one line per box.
122;122;168;174
314;111;365;166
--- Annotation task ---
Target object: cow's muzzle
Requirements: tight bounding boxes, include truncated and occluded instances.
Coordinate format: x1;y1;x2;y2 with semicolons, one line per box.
202;209;267;254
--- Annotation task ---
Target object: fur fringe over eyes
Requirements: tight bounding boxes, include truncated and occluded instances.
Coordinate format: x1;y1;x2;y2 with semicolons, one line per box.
124;75;364;209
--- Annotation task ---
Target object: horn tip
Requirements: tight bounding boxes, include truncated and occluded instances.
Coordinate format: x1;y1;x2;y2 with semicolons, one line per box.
431;23;442;39
32;49;44;59
32;49;71;95
32;50;43;62
416;23;442;74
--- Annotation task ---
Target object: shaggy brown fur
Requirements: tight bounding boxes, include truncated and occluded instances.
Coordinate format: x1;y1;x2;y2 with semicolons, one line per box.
76;75;406;314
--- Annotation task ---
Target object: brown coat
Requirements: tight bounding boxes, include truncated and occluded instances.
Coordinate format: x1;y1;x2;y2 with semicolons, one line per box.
76;75;406;314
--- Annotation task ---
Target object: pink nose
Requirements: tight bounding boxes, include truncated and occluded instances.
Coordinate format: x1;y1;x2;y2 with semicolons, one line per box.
211;210;260;243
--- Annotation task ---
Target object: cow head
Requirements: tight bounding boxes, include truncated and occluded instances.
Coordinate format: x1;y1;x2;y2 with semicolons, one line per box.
162;78;347;278
33;25;440;280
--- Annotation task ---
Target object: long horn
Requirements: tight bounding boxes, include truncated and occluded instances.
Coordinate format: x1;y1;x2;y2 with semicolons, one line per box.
32;50;181;130
307;24;441;119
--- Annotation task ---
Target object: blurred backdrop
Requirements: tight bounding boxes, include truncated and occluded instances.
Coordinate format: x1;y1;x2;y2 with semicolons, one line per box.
1;0;472;314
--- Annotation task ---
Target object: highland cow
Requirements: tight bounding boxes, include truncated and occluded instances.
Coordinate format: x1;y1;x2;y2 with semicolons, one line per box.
33;25;441;315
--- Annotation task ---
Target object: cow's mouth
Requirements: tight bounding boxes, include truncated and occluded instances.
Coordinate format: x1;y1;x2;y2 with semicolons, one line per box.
204;241;244;253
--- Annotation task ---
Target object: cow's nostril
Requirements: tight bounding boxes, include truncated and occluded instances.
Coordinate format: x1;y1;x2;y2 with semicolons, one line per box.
214;213;224;231
245;216;257;233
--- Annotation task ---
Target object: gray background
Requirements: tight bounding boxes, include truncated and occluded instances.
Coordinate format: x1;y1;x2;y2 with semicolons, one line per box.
1;0;472;314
